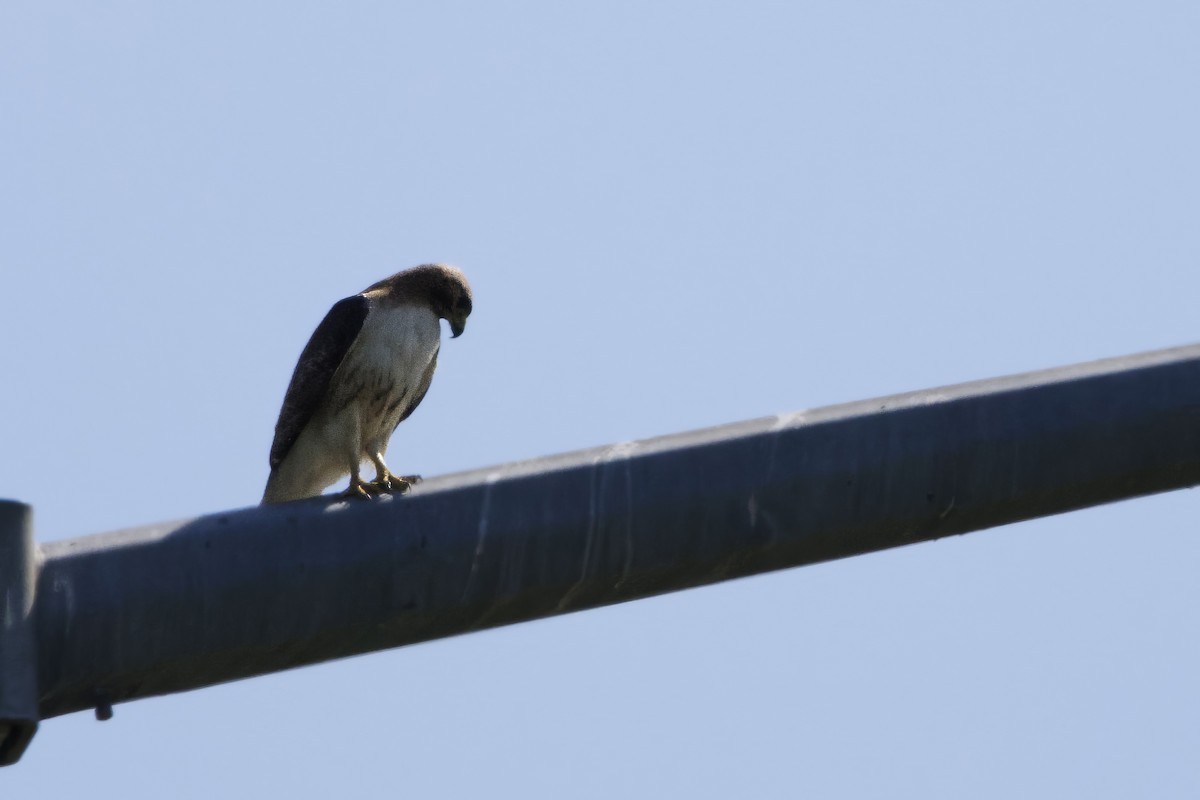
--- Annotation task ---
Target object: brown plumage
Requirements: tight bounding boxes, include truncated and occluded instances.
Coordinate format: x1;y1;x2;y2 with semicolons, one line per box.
262;264;472;504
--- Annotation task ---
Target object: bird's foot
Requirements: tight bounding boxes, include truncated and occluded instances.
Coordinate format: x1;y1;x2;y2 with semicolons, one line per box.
371;473;422;495
341;477;383;500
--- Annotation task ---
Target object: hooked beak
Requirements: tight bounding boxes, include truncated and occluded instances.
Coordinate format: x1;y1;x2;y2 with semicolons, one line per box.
450;316;467;338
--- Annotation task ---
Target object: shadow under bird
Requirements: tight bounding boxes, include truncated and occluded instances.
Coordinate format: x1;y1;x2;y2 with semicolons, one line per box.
262;264;473;504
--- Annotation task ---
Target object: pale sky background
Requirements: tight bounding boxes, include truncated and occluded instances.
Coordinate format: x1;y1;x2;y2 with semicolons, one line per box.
3;2;1200;796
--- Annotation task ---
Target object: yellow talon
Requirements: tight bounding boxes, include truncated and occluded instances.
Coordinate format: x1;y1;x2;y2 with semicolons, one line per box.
341;477;380;500
369;473;422;494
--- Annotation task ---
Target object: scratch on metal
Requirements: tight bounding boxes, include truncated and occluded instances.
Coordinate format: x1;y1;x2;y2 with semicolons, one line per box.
460;471;502;605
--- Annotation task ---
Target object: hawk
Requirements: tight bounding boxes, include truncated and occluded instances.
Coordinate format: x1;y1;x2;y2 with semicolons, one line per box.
262;264;473;504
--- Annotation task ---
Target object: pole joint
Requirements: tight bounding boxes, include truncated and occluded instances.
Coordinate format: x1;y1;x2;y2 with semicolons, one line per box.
0;500;39;766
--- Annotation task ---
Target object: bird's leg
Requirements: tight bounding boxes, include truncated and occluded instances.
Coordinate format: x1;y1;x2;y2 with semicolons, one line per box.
341;458;381;501
369;452;419;494
339;415;381;500
341;473;379;500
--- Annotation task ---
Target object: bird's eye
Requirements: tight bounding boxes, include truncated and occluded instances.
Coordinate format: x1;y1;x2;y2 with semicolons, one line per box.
457;295;472;314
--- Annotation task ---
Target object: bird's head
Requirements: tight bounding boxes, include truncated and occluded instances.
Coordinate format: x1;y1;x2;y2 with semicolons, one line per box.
429;266;473;338
368;263;473;338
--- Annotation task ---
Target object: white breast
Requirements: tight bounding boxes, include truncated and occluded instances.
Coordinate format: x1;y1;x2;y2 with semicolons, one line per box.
354;302;442;375
331;302;442;448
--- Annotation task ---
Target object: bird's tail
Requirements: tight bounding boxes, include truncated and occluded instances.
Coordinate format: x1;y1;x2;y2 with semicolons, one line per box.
261;467;315;504
262;460;345;504
261;469;289;504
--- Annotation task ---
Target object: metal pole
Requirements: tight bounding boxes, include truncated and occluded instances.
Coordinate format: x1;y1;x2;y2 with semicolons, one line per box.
0;501;38;766
10;343;1200;763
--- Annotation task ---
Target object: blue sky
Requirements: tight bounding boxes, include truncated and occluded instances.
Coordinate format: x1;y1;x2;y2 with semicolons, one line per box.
3;2;1199;796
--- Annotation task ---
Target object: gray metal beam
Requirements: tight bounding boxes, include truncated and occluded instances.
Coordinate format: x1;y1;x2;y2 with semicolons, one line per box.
7;343;1200;763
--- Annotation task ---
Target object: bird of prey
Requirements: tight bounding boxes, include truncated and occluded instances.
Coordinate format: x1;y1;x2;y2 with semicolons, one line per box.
262;264;472;504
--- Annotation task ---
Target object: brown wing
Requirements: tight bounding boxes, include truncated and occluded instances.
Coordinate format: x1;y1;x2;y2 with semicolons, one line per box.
395;346;438;430
269;295;369;469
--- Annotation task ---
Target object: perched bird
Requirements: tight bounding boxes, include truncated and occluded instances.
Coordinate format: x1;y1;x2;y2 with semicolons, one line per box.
262;264;472;504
